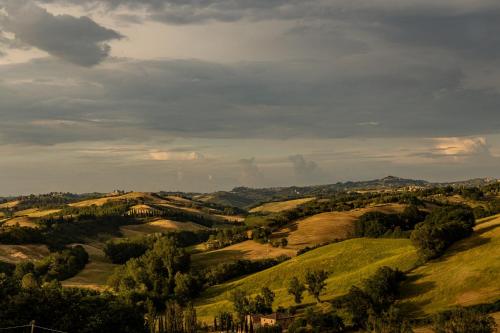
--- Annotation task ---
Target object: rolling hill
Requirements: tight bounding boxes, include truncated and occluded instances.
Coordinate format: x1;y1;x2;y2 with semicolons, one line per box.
194;237;419;322
274;203;406;249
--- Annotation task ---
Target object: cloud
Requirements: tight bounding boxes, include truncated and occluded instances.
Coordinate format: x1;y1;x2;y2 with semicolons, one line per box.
1;57;500;146
289;154;323;184
0;0;122;66
238;157;265;187
149;150;204;161
434;137;490;157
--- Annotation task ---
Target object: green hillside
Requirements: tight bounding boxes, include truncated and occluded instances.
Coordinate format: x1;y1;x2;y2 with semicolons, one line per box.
195;237;419;321
399;215;500;317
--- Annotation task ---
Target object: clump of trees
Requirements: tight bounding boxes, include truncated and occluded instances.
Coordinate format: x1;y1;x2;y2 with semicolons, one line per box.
14;245;88;283
288;308;344;333
108;237;191;308
230;287;275;321
206;226;249;249
332;266;407;331
104;236;154;264
411;206;475;260
0;224;44;244
354;205;427;238
199;256;290;287
0;274;146;332
433;307;497;333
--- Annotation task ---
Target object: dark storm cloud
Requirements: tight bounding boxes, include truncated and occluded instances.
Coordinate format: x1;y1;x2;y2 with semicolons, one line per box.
39;0;304;24
1;56;500;146
33;0;500;63
0;56;497;148
0;0;122;66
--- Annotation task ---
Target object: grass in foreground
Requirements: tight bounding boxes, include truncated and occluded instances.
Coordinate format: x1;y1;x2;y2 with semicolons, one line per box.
194;237;418;322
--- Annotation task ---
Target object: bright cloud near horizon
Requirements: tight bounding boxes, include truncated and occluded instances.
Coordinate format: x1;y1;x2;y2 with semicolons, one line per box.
1;0;500;195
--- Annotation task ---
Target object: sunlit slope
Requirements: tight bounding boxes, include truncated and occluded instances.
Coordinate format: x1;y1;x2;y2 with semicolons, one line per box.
250;198;315;213
277;203;406;249
191;240;297;268
195;237;418;321
400;215;500;317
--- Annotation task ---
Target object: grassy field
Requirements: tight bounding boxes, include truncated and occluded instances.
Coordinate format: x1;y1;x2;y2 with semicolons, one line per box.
0;244;50;263
191;240;297;268
120;219;208;237
3;216;39;228
399;215;500;317
62;243;118;291
250;198;316;213
276;203;406;249
0;200;20;209
194;237;418;322
13;208;61;218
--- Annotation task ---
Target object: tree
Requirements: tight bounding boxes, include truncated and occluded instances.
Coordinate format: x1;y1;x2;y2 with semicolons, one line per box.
287;277;306;304
280;238;288;247
165;300;184;333
362;267;405;311
230;289;251;321
183;303;197;333
261;287;275;309
174;272;195;304
305;269;328;302
21;273;39;289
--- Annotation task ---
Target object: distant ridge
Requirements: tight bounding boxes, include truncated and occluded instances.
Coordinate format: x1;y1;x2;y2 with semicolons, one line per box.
201;176;498;208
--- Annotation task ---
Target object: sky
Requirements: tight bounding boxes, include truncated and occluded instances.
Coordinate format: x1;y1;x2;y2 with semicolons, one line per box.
1;0;500;195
